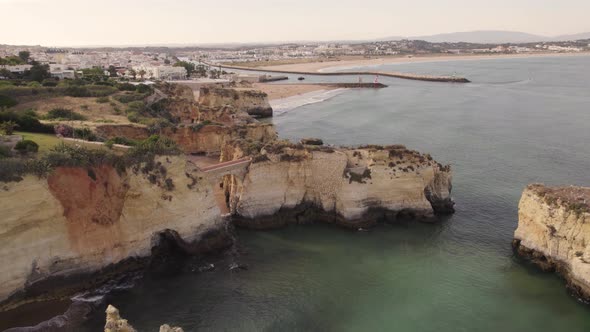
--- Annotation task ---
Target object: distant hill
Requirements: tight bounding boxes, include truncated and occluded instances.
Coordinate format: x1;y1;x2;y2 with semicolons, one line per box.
409;31;549;43
554;32;590;41
377;30;590;44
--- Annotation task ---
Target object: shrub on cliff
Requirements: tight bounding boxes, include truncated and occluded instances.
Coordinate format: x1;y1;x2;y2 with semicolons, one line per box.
252;154;270;163
0;110;53;133
116;83;136;91
0;136;179;183
0;120;19;135
114;92;145;104
127;135;179;159
344;168;372;184
189;120;210;132
135;84;153;94
0;157;51;182
45;143;119;169
0;94;18;108
41;80;58;87
45;108;87;121
64;85;117;97
0;145;12;159
14;140;39;153
104;136;138;148
54;123;74;137
73;127;99;141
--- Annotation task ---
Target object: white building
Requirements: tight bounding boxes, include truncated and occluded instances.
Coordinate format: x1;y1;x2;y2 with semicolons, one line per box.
132;65;187;80
0;64;32;74
49;64;76;79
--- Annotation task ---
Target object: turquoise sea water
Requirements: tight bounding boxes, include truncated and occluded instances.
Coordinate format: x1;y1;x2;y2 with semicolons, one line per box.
57;56;590;331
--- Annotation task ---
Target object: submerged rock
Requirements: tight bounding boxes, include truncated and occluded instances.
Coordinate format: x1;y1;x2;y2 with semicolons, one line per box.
229;263;249;272
300;138;323;146
513;184;590;301
198;263;215;272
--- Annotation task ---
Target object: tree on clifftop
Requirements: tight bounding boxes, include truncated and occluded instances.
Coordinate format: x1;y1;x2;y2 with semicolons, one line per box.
24;62;50;82
0;121;19;135
0;68;13;79
18;51;30;63
108;65;118;77
128;69;137;79
174;61;195;77
0;56;25;65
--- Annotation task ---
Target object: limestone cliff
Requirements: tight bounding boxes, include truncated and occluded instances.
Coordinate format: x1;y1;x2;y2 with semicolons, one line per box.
95;124;151;141
513;184;590;300
198;87;273;118
222;142;454;229
162;123;276;155
150;83;199;124
0;156;229;309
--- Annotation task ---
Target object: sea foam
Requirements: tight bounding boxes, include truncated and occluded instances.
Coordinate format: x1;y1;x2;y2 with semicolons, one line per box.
270;88;347;115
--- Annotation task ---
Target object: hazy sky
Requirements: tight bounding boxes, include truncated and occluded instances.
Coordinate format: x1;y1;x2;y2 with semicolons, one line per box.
1;0;589;46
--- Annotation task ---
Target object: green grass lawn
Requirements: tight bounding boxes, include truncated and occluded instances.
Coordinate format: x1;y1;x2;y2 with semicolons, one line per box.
14;131;61;152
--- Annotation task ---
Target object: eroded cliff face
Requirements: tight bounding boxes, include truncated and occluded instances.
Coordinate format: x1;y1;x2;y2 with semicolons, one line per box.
152;83;199;124
513;184;590;300
95;124;151;141
223;143;453;229
198;87;273;118
95;123;276;155
0;156;227;309
163;123;277;155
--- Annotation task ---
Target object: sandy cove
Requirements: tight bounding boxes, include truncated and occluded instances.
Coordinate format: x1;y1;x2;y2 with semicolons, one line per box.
252;83;338;100
258;52;590;73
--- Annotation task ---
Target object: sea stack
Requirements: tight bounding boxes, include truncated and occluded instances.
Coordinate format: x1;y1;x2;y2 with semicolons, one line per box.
222;141;454;229
513;184;590;300
104;305;184;332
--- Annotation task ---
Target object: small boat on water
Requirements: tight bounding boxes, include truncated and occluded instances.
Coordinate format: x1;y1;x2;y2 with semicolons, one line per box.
297;76;305;81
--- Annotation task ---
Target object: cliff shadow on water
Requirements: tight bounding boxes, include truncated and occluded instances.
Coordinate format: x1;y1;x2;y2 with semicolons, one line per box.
232;202;454;231
0;225;236;332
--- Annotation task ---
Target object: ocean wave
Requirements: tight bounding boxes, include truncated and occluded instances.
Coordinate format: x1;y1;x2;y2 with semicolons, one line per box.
70;272;142;304
270;88;347;115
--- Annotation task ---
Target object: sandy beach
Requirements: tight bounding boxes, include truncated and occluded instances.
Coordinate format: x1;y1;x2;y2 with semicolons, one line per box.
252;83;337;100
259;52;590;73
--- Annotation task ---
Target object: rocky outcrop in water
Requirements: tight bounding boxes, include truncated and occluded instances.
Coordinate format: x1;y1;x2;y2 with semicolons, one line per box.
222;141;454;229
0;81;458;328
513;184;590;301
104;305;136;332
104;305;184;332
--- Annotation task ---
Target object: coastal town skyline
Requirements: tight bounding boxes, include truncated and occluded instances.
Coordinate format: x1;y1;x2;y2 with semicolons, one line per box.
1;0;590;46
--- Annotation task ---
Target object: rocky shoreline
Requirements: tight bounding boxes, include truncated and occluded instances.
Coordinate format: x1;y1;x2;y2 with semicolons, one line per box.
513;240;590;302
0;81;455;329
1;223;235;331
513;184;590;302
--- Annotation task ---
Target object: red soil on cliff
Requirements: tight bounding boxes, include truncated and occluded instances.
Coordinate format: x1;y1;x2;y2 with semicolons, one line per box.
47;166;129;253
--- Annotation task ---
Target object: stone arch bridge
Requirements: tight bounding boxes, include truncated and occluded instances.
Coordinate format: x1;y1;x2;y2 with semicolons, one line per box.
199;157;252;181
